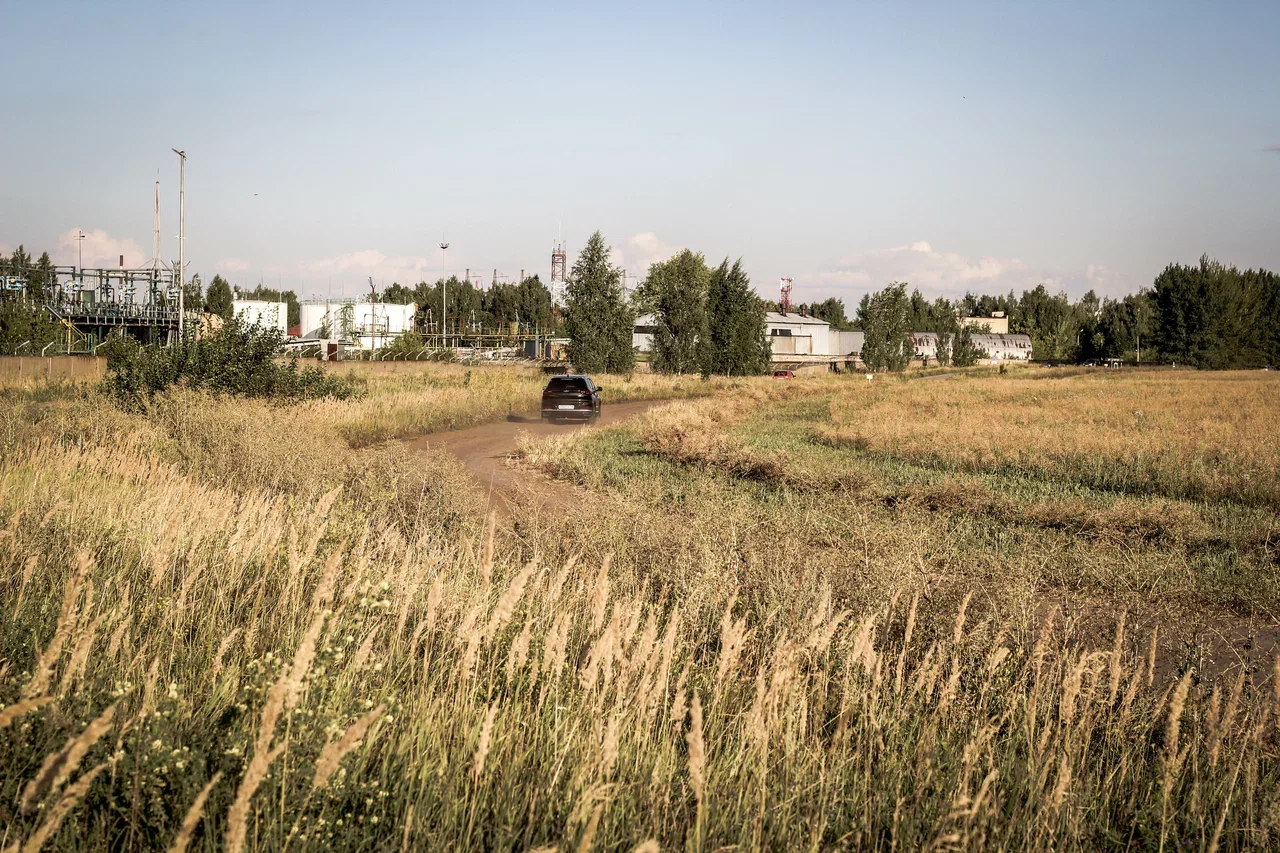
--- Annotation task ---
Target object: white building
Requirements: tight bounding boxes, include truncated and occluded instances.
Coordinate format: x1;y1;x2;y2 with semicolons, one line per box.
972;333;1033;360
962;312;1010;334
907;331;1033;362
908;332;941;361
632;311;862;359
232;300;288;337
633;313;657;353
298;301;417;350
765;312;834;355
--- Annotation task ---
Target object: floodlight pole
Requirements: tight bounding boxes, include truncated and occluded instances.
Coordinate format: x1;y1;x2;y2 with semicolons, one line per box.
172;148;187;342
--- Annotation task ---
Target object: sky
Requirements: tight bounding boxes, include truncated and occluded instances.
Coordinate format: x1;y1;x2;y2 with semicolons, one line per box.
2;0;1278;305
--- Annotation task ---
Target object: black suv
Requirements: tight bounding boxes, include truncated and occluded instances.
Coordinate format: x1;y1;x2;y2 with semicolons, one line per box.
541;375;602;423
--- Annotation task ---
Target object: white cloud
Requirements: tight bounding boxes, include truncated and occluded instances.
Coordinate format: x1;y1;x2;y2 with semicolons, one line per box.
217;258;251;273
302;249;436;285
813;241;1030;298
608;232;683;276
55;228;146;269
805;240;1127;303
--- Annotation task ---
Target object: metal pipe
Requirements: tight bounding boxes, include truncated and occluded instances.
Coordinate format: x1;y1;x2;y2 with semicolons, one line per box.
42;341;54;357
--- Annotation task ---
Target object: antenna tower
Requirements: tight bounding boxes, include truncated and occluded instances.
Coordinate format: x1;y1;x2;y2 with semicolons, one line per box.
779;277;793;313
550;236;567;307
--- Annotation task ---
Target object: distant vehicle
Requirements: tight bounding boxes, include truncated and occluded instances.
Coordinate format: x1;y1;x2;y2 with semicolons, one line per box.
1081;359;1102;367
541;374;602;423
773;369;795;378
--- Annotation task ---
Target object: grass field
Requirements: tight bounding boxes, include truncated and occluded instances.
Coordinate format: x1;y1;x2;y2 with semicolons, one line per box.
2;365;1278;851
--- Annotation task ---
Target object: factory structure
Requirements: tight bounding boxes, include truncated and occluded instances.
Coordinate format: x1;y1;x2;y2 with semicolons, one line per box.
232;299;289;337
297;301;418;351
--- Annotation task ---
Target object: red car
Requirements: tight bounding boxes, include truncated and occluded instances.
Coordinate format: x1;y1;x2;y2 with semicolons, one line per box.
773;369;795;379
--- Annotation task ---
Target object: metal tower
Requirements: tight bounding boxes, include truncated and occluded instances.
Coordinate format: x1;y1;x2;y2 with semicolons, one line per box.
550;239;567;307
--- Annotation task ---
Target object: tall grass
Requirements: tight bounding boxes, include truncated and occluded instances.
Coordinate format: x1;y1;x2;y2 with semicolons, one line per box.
2;367;1277;850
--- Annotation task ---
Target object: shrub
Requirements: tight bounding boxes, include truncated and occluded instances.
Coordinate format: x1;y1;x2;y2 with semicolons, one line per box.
102;317;356;408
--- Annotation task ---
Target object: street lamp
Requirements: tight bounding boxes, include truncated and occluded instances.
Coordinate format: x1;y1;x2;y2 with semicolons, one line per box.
438;235;450;341
172;148;187;342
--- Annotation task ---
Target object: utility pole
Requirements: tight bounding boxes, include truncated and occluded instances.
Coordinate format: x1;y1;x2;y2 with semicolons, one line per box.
75;229;85;273
172;148;187;342
439;235;450;342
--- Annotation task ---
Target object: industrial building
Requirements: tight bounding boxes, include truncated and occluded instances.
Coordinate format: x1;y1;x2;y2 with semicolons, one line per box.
766;312;850;356
907;331;1033;361
232;300;288;337
298;301;417;350
962;312;1009;334
633;312;861;358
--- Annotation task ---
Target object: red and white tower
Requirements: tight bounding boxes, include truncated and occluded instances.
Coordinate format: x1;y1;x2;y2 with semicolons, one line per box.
550;239;568;307
779;277;793;313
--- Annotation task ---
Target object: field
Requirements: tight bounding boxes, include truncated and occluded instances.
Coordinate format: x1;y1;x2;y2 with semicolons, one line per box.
2;364;1279;851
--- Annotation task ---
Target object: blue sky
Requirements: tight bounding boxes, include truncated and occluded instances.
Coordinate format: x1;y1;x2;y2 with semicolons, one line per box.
2;0;1277;304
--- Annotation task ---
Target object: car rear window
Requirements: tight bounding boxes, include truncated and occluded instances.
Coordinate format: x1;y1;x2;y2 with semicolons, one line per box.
547;377;589;392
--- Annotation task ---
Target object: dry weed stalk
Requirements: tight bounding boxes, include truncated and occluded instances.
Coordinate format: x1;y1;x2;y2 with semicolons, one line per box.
167;772;223;853
10;760;111;853
21;701;116;814
472;702;499;782
313;704;386;790
0;696;53;730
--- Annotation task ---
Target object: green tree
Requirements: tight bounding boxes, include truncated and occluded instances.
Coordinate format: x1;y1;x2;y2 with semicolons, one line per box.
859;282;913;372
205;275;234;321
702;259;770;376
516;275;554;331
1151;256;1278;368
807;296;853;330
27;252;54;302
240;283;301;329
0;300;62;354
380;282;415;305
636;249;709;374
563;232;635;374
951;323;984;366
182;277;205;313
412;276;488;334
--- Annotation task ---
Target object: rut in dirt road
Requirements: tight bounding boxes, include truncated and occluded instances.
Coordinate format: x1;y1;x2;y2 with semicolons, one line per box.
407;398;668;516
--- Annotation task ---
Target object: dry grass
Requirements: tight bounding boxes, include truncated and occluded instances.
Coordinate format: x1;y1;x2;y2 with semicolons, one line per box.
1;366;1278;850
815;370;1280;506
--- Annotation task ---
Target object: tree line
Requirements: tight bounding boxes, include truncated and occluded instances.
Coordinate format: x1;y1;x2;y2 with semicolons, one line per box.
5;239;1276;369
832;255;1278;370
560;232;771;376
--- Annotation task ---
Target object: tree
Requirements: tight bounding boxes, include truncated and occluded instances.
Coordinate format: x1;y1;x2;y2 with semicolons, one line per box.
182;276;205;313
563;232;634;374
807;297;853;330
636;249;709;374
0;300;62;354
951;323;984;366
859;282;913;372
205;275;234;321
28;252;54;302
381;282;415;305
702;259;770;376
412;276;488;334
1151;256;1278;369
240;283;301;329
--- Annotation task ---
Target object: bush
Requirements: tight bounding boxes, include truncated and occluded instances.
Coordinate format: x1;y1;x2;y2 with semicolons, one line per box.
102;317;357;408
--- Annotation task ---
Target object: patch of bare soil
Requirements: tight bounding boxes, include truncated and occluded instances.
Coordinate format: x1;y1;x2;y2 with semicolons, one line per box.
407;399;667;516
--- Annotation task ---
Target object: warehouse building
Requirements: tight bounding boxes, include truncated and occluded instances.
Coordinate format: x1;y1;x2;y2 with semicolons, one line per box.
907;331;1032;361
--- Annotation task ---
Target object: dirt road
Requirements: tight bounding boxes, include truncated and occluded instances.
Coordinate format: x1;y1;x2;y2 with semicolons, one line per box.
408;398;667;515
